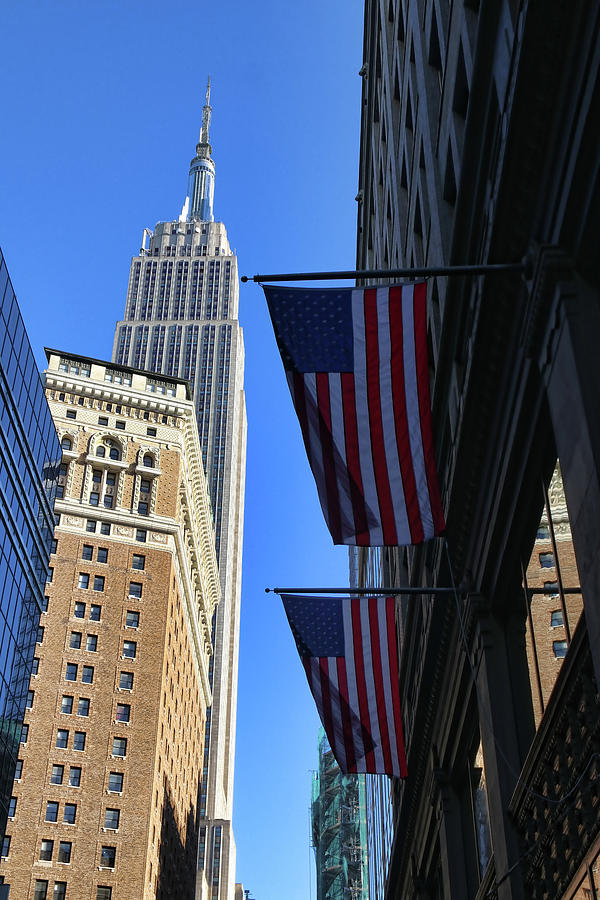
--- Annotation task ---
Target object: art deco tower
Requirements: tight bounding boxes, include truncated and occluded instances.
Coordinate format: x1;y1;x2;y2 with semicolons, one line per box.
112;81;246;900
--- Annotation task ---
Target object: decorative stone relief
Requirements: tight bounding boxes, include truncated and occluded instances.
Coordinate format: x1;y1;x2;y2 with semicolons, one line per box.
149;531;167;544
62;515;84;528
114;525;134;537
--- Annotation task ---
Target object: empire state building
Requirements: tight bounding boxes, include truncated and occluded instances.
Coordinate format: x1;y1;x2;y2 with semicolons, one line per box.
113;81;246;900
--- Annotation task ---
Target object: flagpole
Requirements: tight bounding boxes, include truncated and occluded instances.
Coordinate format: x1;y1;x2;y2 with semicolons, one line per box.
241;260;527;284
265;587;457;595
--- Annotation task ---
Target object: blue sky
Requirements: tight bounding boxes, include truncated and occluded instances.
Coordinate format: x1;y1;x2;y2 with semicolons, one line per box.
1;2;364;898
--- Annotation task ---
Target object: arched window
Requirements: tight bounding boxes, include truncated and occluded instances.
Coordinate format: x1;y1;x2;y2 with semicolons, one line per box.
61;437;72;451
109;447;120;461
143;454;153;468
96;446;106;458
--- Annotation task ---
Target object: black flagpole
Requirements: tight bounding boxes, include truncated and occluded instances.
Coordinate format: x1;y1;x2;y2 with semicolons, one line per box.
265;587;457;595
241;260;527;284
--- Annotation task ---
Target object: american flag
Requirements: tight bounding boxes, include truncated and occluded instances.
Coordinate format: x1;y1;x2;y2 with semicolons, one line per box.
263;282;445;546
282;594;407;777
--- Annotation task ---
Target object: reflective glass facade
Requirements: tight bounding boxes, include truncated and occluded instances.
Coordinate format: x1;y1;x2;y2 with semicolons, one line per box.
0;249;60;837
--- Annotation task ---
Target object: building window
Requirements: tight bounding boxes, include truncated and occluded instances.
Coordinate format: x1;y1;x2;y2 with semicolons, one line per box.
86;519;97;533
136;529;147;543
45;801;59;823
553;640;568;658
61;696;73;714
536;524;550;540
125;610;140;629
51;764;64;785
97;547;108;564
56;730;69;749
70;631;82;648
26;689;34;708
37;625;45;643
20;723;29;744
8;797;17;817
132;553;145;570
86;634;98;652
46;568;53;583
112;737;127;757
75;601;86;618
32;657;40;675
119;672;133;691
93;575;105;592
100;846;116;868
108;772;123;793
39;839;54;861
63;803;77;825
82;665;94;684
90;604;101;621
115;703;130;723
41;595;49;612
539;552;555;568
61;437;72;451
1;836;10;858
116;421;126;431
68;766;81;787
544;581;559;595
65;663;78;682
14;760;23;779
96;446;106;458
77;698;90;717
73;731;86;751
98;416;109;426
104;808;120;830
551;609;564;627
78;573;90;590
34;880;49;900
97;887;112;899
122;641;137;659
100;522;111;535
58;841;72;863
90;491;100;506
82;545;93;561
53;882;67;899
147;427;157;437
66;410;76;420
142;454;154;467
129;582;142;599
137;501;148;516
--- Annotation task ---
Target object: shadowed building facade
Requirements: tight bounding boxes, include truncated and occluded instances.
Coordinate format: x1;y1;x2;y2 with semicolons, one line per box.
0;351;220;899
354;0;600;897
112;84;246;900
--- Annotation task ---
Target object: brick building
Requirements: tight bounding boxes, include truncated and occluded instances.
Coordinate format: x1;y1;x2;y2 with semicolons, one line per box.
0;350;220;899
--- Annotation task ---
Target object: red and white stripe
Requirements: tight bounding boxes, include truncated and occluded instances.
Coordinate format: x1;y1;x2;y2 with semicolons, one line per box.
303;596;407;777
288;283;445;546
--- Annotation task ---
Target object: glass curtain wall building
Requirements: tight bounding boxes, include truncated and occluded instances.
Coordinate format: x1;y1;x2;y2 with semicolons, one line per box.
112;83;246;900
0;249;60;838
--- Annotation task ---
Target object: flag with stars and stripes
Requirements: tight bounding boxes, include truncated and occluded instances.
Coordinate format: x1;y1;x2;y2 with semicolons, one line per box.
282;594;407;777
263;282;445;546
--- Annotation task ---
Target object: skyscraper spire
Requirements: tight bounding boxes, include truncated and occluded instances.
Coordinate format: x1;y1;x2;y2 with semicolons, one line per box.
187;76;215;221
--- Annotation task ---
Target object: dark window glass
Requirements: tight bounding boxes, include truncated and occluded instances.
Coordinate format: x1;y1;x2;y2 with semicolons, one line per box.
104;808;120;830
551;609;564;627
553;640;568;658
86;520;97;532
97;547;108;563
101;845;116;867
90;492;99;506
132;554;145;570
103;495;113;509
56;730;69;749
54;881;67;898
68;766;81;787
45;801;59;822
78;573;89;589
136;529;147;542
98;416;109;426
69;631;82;649
93;575;105;592
61;437;72;450
20;723;29;743
143;454;153;467
540;552;555;568
100;522;111;535
37;625;45;643
90;604;101;621
137;501;148;516
119;672;133;690
1;835;10;858
96;446;106;458
115;422;125;432
14;759;23;779
63;803;77;824
34;879;49;899
122;641;137;659
8;797;16;817
61;696;73;714
129;582;142;599
26;689;34;708
115;703;130;723
58;841;72;863
73;731;86;751
108;772;123;792
82;544;93;561
97;887;112;899
74;602;85;618
65;663;77;681
39;839;53;861
77;698;90;716
86;634;98;652
32;657;40;675
112;737;127;757
51;764;64;785
82;665;94;684
544;581;559;595
126;610;140;629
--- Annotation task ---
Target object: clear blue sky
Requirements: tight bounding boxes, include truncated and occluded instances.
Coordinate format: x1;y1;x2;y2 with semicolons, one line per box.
0;3;364;897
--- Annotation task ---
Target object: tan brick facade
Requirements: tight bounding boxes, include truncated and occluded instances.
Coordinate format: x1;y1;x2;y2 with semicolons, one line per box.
0;352;220;900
